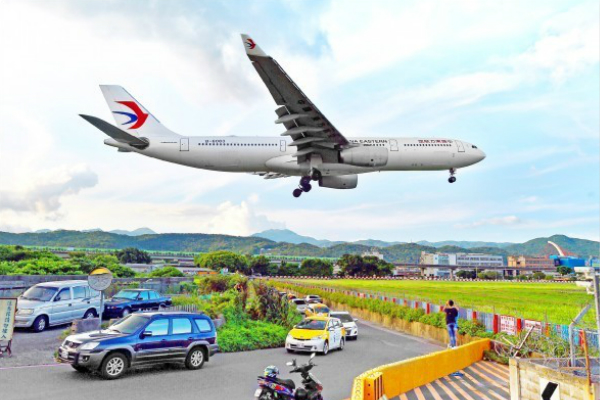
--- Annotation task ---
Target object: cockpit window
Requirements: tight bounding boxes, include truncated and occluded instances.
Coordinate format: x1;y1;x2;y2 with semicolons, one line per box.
472;145;478;149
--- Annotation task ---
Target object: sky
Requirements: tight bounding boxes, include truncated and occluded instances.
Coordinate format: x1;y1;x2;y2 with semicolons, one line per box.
0;0;598;243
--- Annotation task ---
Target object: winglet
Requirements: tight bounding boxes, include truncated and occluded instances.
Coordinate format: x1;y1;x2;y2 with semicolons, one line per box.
241;34;267;57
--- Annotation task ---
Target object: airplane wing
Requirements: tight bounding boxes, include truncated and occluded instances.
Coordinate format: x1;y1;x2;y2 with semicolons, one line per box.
80;114;149;149
241;34;351;165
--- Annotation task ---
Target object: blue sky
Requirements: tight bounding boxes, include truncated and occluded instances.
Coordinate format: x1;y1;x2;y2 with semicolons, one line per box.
0;0;598;243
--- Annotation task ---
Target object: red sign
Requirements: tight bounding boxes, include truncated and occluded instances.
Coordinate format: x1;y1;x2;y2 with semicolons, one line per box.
524;320;542;335
500;315;517;335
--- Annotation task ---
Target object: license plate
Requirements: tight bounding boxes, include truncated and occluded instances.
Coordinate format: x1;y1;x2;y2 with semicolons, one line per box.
296;343;304;348
254;388;263;397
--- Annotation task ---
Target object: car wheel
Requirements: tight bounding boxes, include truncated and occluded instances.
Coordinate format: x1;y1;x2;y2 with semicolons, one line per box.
339;338;345;351
100;353;128;380
159;303;167;310
32;315;48;332
83;309;96;319
185;347;206;370
71;365;89;373
322;341;329;355
120;308;131;318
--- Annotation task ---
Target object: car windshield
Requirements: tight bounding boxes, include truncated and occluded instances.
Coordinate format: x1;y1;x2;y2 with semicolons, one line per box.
312;306;329;313
293;300;306;305
295;319;326;330
21;286;58;301
113;290;140;300
108;314;149;334
332;314;353;323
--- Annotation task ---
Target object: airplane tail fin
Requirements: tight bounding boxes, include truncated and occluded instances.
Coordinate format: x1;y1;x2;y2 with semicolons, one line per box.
99;85;179;137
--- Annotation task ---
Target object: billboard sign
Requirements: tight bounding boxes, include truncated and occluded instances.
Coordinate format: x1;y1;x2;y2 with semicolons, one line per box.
500;315;517;335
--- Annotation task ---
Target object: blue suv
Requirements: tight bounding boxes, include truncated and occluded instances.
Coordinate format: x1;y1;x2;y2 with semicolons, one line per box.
58;312;218;379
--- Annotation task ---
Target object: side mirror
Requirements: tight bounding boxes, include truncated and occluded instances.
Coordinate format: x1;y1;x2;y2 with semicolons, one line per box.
310;353;316;360
54;296;61;302
354;318;358;322
328;327;334;331
141;330;153;338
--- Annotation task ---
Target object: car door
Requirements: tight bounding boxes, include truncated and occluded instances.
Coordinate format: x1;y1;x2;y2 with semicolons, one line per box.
72;285;90;319
170;317;194;359
135;317;172;363
327;320;340;349
148;291;160;309
136;291;150;311
51;287;73;324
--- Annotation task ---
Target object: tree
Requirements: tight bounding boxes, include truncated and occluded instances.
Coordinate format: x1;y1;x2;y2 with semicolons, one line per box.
195;251;250;275
532;272;546;280
456;270;476;279
248;255;278;276
557;266;572;276
277;262;300;276
338;254;393;276
115;247;152;264
149;266;185;277
299;259;333;277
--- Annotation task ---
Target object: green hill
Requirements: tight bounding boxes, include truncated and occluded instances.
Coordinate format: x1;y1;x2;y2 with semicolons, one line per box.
0;231;596;263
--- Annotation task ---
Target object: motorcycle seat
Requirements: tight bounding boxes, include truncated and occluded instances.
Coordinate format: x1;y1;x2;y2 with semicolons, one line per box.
275;378;296;390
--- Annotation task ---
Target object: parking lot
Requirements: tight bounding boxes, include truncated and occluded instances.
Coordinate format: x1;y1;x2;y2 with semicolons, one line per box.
1;320;441;400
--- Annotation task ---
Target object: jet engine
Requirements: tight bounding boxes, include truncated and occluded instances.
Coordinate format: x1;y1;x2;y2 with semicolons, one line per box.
319;175;358;189
340;147;388;167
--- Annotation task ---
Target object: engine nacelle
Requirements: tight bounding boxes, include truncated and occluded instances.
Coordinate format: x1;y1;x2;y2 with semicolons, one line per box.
340;147;388;167
319;175;358;189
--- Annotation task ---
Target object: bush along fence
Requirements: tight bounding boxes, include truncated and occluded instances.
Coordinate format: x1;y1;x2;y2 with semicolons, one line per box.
273;280;600;352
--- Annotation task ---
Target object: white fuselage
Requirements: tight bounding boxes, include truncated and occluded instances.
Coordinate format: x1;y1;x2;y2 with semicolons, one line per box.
105;135;486;177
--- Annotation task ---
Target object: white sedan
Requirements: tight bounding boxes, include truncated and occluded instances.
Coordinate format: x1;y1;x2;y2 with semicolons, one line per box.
330;311;359;340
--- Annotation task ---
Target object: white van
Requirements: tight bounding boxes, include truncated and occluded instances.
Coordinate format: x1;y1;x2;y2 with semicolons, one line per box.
15;280;102;332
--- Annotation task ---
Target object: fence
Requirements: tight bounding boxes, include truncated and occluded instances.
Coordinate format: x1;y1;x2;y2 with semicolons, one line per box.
282;280;600;353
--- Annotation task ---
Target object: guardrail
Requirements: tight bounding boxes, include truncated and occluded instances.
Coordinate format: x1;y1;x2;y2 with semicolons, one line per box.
351;339;491;400
276;279;600;352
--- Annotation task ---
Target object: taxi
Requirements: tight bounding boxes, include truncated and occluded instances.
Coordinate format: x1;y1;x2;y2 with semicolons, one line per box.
304;303;330;317
285;316;345;355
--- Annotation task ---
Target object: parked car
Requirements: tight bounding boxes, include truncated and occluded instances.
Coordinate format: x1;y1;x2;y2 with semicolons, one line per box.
15;280;102;332
103;289;172;319
305;303;330;317
58;312;218;379
290;298;308;314
285;316;345;355
330;311;359;340
305;295;322;304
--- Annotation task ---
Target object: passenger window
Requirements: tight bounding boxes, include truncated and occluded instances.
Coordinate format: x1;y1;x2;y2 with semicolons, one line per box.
194;319;212;333
146;319;169;336
138;291;149;300
73;286;86;299
55;288;72;301
172;318;192;334
149;291;159;299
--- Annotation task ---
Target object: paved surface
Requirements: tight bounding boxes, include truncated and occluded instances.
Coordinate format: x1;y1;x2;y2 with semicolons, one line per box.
0;326;68;367
0;320;441;400
398;361;510;400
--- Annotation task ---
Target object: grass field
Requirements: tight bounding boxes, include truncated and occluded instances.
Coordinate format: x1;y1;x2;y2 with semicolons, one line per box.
293;279;596;326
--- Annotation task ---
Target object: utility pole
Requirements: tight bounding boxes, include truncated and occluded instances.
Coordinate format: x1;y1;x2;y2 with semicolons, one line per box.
593;275;600;341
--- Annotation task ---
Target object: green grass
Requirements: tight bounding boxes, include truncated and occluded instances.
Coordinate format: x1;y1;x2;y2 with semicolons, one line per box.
292;279;595;326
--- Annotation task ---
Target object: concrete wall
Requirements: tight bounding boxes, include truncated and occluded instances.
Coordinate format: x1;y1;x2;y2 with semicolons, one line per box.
510;358;599;400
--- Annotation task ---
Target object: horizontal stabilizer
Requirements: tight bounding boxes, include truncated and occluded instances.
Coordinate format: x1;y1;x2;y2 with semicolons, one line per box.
80;114;149;149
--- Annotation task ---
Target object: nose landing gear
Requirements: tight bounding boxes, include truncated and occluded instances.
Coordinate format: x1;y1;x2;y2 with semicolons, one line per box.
448;168;457;183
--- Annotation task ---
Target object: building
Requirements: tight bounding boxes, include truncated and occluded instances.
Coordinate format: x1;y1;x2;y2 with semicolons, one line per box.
420;251;503;268
507;255;555;269
362;249;384;260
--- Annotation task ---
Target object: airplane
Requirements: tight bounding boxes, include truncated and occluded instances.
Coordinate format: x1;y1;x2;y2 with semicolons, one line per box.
80;34;486;198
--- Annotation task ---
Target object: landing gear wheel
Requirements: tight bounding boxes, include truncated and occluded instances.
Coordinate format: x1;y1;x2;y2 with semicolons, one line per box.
293;189;303;198
301;183;312;192
448;176;456;183
300;176;311;186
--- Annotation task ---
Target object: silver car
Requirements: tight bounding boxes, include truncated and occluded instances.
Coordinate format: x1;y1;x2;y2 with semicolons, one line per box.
290;298;308;314
15;280;102;332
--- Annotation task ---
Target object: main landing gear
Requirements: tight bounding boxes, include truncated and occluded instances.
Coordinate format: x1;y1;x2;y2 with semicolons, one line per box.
292;170;322;198
448;168;457;183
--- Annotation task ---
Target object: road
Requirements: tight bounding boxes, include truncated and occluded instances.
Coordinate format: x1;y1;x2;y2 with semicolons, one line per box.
1;321;442;400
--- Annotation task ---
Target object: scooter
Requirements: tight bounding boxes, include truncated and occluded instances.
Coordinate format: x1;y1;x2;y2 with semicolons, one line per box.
254;353;324;400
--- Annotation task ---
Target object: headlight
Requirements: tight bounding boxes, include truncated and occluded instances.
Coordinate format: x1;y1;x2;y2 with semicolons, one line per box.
80;342;100;351
17;309;34;315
